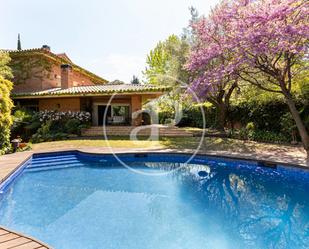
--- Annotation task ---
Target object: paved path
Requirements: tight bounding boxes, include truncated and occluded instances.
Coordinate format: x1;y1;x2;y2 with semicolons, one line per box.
0;227;50;249
0;151;32;186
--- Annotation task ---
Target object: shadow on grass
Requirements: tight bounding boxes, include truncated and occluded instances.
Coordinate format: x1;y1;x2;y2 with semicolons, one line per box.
32;136;307;165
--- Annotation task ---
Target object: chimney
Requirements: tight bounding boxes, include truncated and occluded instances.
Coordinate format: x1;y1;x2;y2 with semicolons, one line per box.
42;45;51;51
61;64;73;89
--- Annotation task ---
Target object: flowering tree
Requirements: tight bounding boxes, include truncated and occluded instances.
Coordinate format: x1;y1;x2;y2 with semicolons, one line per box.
187;1;239;130
188;0;309;151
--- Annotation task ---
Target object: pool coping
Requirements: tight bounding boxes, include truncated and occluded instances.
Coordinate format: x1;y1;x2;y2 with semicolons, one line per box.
1;148;308;188
0;148;309;188
0;225;52;249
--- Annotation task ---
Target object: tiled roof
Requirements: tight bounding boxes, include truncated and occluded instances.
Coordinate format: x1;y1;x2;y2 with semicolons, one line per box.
56;53;72;62
12;84;170;98
3;48;108;84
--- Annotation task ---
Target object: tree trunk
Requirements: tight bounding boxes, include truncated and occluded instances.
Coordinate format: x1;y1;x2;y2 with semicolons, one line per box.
216;103;227;132
285;95;309;154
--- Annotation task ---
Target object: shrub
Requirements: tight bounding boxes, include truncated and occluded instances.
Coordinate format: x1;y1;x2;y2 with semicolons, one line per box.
31;121;53;143
0;77;13;155
29;111;91;143
247;130;290;144
11;108;38;141
158;111;174;125
228;99;309;143
280;113;298;142
177;106;214;128
31;121;68;143
65;119;82;134
229;100;308;133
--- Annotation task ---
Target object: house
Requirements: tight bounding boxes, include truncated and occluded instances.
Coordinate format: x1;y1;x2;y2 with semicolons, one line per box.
6;45;169;126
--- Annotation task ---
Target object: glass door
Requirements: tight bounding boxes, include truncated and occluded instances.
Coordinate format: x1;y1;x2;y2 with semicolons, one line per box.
98;105;111;126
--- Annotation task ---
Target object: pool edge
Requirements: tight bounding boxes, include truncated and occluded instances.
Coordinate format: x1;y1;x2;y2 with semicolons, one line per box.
32;149;309;171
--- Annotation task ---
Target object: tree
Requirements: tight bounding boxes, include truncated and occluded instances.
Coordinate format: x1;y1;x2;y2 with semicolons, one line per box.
131;75;140;84
188;0;309;151
186;2;239;130
0;52;14;154
144;34;190;87
17;34;22;50
144;35;192;121
182;6;200;44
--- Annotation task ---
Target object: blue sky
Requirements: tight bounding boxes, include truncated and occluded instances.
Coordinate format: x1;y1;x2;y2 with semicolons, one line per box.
0;0;219;82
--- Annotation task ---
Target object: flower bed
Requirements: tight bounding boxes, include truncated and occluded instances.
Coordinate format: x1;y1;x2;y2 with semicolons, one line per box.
38;110;91;123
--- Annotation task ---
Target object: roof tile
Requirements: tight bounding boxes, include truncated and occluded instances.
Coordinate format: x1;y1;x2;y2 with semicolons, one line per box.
12;84;170;98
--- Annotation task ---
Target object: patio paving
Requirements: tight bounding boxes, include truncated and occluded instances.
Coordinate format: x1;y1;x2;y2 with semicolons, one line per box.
0;227;50;249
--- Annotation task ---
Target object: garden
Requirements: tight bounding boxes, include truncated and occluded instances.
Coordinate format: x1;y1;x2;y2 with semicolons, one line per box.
11;109;91;144
0;0;308;157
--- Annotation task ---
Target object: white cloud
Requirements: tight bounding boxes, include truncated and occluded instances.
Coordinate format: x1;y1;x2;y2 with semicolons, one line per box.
91;54;146;83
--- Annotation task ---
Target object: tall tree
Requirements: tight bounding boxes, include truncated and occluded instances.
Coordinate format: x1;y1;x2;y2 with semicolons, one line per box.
144;34;190;87
131;75;140;84
0;52;14;154
143;35;192;118
188;0;309;151
17;34;22;50
187;2;239;130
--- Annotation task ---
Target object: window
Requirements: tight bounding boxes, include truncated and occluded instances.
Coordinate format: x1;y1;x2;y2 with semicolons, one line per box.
112;105;129;117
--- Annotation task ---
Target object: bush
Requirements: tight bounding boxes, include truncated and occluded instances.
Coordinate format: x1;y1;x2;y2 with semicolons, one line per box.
0;77;13;155
247;130;290;143
29;111;91;143
228;99;309;143
31;121;68;143
11;108;39;141
229;99;308;133
177;105;217;128
65;119;82;134
229;120;290;144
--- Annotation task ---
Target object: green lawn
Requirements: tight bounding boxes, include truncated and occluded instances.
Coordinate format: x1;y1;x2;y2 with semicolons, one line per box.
31;136;304;156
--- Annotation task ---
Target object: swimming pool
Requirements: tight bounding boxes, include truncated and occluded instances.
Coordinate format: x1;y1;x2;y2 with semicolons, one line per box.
0;152;308;249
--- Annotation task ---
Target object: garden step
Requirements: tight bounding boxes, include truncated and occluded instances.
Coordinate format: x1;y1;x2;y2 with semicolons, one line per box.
82;126;193;137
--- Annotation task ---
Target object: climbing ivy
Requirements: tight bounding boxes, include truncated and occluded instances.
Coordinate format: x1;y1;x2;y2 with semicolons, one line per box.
9;53;53;84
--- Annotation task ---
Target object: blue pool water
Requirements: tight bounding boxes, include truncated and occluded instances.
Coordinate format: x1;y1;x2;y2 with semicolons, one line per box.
0;152;309;249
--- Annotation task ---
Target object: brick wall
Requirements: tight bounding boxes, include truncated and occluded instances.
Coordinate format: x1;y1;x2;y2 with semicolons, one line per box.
12;63;62;93
131;95;142;126
39;98;81;112
72;71;94;86
12;55;96;93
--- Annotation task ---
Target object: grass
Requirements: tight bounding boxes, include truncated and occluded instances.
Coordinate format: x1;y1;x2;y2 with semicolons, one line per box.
31;136;304;155
27;136;308;165
32;137;162;150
